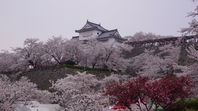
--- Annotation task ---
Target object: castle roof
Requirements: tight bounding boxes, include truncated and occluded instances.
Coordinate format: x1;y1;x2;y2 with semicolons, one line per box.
99;29;120;38
73;20;126;42
75;20;108;33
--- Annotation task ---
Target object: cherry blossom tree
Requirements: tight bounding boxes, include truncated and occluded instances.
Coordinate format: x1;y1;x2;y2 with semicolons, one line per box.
187;45;198;61
80;40;105;68
99;43;121;70
44;37;68;64
127;50;168;78
65;40;84;65
0;51;23;72
155;44;188;76
127;32;165;42
181;0;198;35
186;45;198;95
127;44;187;78
51;72;131;110
0;75;51;111
77;40;129;71
51;72;104;111
101;74;131;89
14;38;48;69
99;43;129;71
188;63;198;96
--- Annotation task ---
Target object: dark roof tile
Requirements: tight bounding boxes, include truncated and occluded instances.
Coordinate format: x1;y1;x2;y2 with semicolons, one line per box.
76;20;108;33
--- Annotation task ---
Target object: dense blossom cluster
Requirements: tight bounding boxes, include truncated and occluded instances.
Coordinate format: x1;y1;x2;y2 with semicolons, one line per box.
127;32;168;42
0;37;190;79
127;44;189;78
50;72;130;111
0;36;197;111
0;37;130;73
0;75;51;111
181;0;198;35
0;1;198;110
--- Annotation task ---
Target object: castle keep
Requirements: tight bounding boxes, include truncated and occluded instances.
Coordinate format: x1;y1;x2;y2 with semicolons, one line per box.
72;20;125;42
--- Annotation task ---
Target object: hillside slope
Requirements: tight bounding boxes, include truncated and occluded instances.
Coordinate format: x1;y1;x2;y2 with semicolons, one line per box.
22;65;118;90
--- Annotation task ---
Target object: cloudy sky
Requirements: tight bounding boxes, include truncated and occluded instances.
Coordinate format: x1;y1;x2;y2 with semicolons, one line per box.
0;0;196;50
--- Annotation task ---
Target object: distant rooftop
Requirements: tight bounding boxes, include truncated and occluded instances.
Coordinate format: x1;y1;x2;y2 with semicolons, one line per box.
75;20;108;33
73;20;126;42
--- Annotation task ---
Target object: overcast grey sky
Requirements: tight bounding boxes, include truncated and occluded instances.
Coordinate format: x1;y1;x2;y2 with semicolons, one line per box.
0;0;196;50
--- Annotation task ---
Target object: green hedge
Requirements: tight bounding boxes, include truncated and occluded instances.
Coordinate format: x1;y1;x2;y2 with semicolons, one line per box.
154;109;164;111
185;109;197;111
185;98;198;110
167;98;198;111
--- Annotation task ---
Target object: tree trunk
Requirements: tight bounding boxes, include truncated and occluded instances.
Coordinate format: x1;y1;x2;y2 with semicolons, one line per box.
127;106;133;111
137;101;143;111
92;63;96;69
155;104;159;111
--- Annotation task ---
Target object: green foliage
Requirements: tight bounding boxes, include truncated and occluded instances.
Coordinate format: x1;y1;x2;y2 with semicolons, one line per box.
167;98;198;111
185;108;197;111
23;66;69;90
185;98;198;110
22;64;125;90
154;109;164;111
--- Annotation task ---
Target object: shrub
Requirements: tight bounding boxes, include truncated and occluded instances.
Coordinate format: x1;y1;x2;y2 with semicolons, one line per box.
104;75;193;111
60;60;76;65
186;98;198;110
185;109;197;111
167;98;198;111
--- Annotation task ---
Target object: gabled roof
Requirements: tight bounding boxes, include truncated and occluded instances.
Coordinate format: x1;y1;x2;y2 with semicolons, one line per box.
97;29;126;42
75;20;108;33
98;29;121;38
71;36;79;40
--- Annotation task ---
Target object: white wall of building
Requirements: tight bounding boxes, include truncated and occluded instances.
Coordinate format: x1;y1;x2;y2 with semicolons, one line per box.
79;30;102;40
